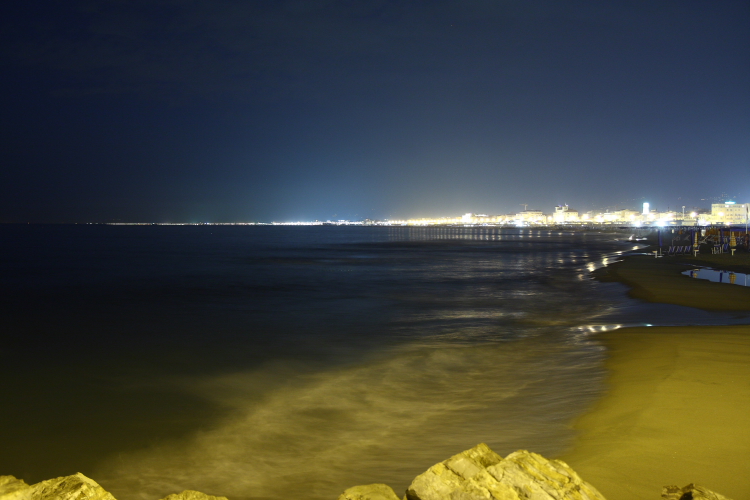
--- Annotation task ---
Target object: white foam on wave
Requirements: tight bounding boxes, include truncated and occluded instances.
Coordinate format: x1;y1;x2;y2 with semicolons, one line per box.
95;335;606;500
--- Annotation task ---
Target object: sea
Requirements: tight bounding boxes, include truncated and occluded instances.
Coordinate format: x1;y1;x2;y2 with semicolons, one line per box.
1;224;742;500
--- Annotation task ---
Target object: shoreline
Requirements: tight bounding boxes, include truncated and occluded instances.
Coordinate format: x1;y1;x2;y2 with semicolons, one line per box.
594;252;750;310
560;253;750;500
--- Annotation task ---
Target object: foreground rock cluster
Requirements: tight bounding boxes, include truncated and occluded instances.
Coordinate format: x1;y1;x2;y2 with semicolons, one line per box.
0;444;732;500
337;444;732;500
339;444;604;500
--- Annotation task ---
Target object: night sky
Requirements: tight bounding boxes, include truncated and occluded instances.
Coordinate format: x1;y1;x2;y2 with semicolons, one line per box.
2;1;748;223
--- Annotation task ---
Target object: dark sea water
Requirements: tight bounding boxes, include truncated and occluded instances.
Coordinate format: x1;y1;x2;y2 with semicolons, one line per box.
1;225;737;500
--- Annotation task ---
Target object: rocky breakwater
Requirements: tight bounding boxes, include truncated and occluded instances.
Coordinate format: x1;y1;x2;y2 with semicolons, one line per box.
337;444;732;500
0;444;732;500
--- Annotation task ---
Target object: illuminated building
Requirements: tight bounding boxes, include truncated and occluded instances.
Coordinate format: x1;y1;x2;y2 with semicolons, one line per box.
553;205;579;223
514;210;547;225
711;202;750;225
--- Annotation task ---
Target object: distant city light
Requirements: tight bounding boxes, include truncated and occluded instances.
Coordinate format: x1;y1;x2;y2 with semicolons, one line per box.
104;198;750;227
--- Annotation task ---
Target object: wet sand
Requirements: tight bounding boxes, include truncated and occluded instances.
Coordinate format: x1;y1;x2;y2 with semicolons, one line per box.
674;252;750;274
561;255;750;500
562;326;750;500
593;254;750;310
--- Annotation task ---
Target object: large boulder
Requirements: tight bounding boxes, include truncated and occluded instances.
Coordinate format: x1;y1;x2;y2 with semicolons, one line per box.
662;483;732;500
404;443;606;500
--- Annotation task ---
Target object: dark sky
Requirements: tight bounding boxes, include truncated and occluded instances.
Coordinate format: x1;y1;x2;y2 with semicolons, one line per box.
2;1;748;222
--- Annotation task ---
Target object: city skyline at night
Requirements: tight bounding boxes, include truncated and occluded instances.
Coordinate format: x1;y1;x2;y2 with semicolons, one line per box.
1;1;747;223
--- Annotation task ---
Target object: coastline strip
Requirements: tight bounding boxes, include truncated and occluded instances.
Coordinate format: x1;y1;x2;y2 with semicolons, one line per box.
562;253;750;499
560;326;750;500
594;254;750;310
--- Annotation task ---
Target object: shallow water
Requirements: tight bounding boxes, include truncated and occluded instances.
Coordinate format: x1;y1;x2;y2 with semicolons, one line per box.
683;267;750;286
96;336;608;500
0;225;733;500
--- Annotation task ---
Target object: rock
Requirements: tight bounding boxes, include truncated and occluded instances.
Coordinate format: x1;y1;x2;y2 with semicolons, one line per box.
159;491;228;500
404;443;606;500
1;457;736;500
0;476;31;500
662;483;732;500
337;484;401;500
0;473;115;500
0;474;226;500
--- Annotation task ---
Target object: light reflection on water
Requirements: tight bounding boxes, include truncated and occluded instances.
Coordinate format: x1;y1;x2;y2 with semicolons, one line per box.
385;227;591;242
683;268;750;286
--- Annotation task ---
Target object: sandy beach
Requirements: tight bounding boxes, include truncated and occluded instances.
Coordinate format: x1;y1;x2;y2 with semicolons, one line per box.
593;253;750;310
561;253;750;500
